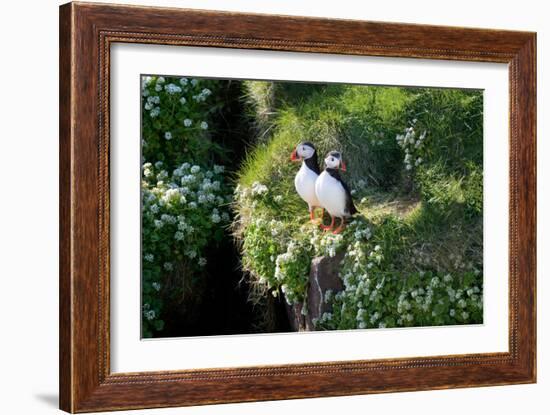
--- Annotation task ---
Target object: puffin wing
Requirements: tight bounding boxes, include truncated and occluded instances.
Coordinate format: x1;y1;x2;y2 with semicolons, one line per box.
339;179;358;215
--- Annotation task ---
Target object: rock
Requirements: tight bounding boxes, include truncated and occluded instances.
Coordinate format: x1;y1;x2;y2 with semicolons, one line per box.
305;253;345;329
284;252;345;331
284;301;306;331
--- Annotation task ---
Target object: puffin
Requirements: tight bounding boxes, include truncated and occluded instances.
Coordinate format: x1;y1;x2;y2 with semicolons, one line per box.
314;151;357;234
290;142;323;222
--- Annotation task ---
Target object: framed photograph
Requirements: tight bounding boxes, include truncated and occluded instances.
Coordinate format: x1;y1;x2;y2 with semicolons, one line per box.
59;2;536;412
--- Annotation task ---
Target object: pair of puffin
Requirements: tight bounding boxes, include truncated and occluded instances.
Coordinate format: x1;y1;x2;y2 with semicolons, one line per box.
291;142;357;234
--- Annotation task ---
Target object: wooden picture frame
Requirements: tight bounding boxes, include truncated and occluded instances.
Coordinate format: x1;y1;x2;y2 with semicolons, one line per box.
59;2;536;412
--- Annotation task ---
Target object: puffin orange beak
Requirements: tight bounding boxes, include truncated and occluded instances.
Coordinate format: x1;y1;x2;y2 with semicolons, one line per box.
290;149;300;162
340;160;347;172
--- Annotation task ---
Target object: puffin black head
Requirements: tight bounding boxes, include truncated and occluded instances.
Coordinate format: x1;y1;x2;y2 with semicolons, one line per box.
324;151;347;171
290;141;316;162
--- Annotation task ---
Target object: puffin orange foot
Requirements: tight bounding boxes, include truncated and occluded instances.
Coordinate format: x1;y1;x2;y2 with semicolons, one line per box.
321;216;335;232
332;218;346;234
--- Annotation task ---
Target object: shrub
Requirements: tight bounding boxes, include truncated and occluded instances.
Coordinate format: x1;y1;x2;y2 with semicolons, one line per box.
141;162;231;337
141;76;227;170
140;75;234;337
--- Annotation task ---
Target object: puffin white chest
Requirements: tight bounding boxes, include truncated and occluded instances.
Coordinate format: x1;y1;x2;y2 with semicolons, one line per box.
294;163;320;208
315;171;348;217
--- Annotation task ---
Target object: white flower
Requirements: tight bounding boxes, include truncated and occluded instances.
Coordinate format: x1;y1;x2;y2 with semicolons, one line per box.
149;107;160;117
156;76;165;84
155;84;162;92
183;118;193;127
152;282;161;291
213;165;224;174
211;213;221;223
190;165;200;174
144;310;156;320
144;253;154;262
201;88;212;96
162;188;180;204
179;77;188;86
164;131;172;140
181;174;195;184
160;214;176;224
163;262;173;271
200;121;209;130
148;95;160;104
179;97;187;105
190;78;198;86
198;257;207;267
177;220;187;231
251;181;268;196
165;83;182;94
150;204;159;213
274;195;283;203
174;231;185;241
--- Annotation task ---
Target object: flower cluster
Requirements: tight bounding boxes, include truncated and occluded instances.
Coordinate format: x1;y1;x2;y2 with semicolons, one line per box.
396;119;427;171
141;161;231;336
236;179;483;329
315;230;483;330
141;75;224;169
274;239;312;305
